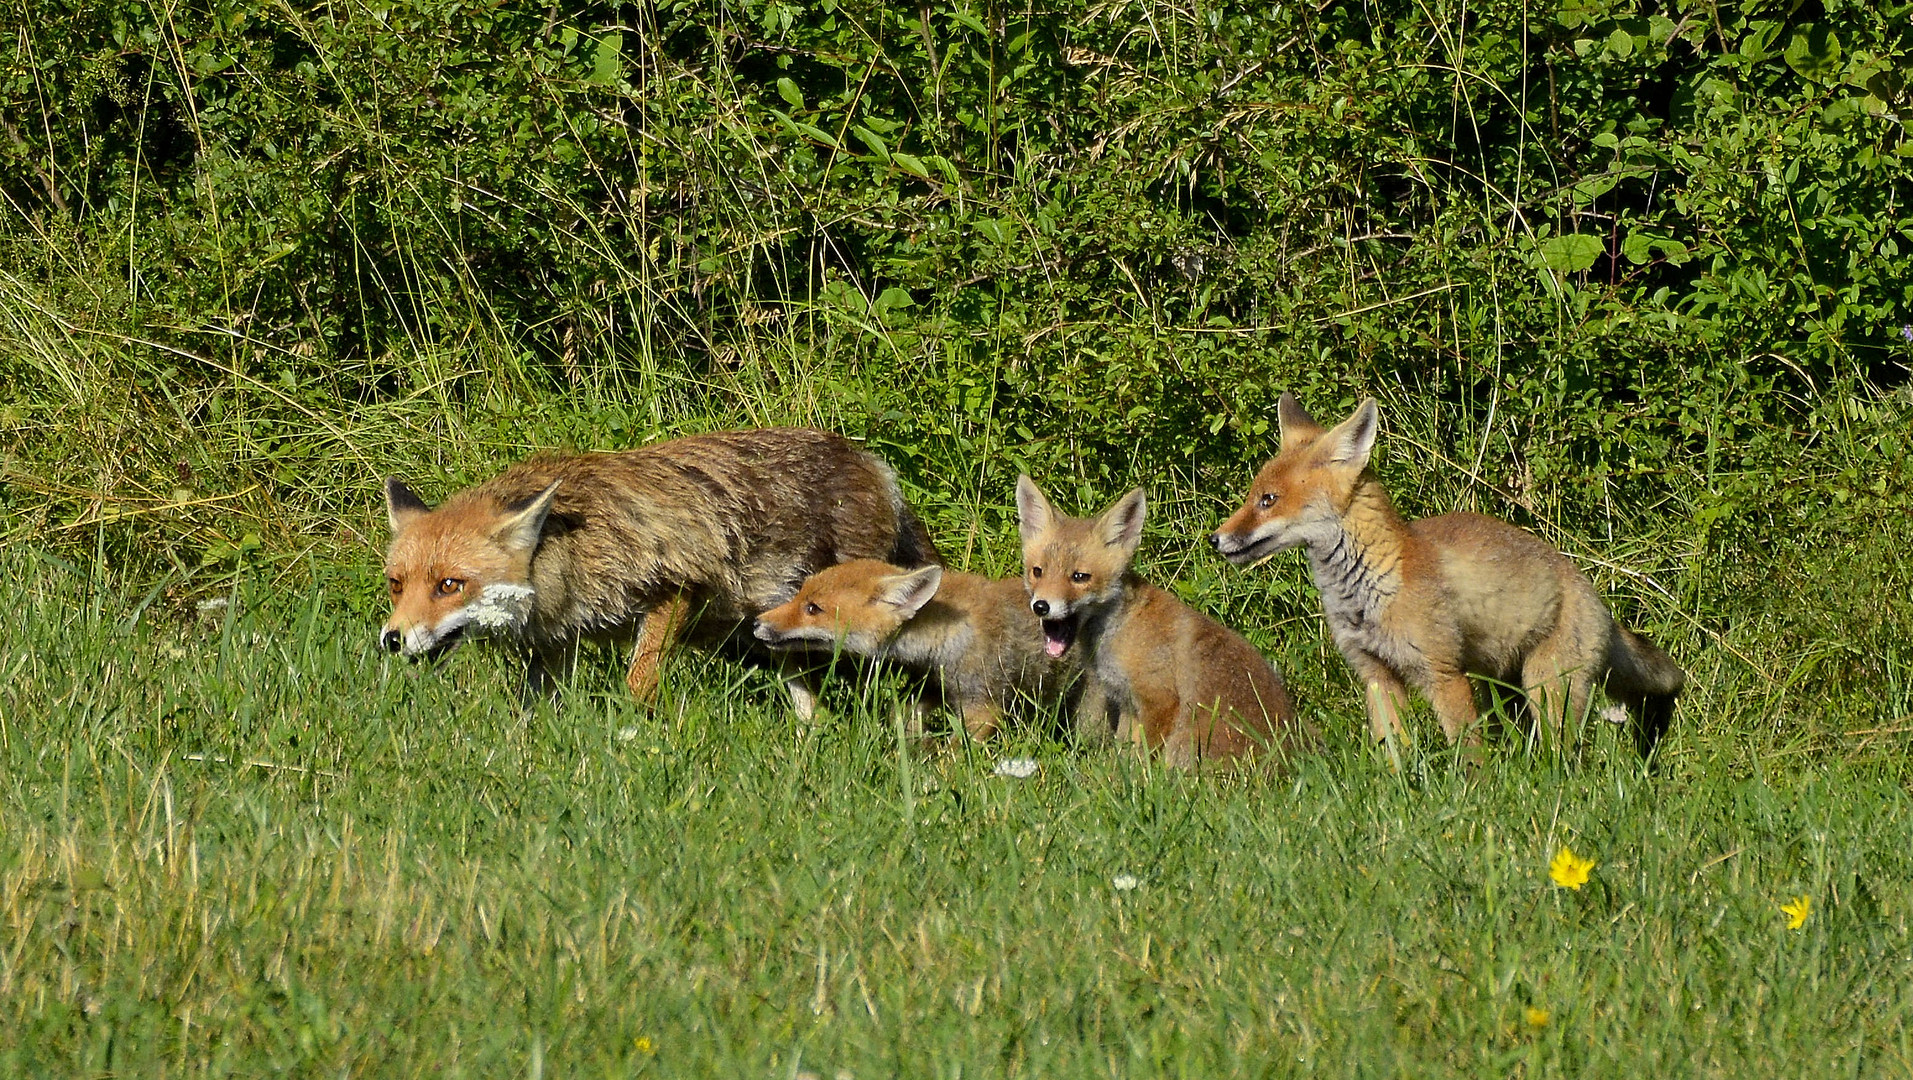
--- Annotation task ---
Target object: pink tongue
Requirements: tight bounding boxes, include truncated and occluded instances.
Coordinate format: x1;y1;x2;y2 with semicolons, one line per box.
1045;637;1066;658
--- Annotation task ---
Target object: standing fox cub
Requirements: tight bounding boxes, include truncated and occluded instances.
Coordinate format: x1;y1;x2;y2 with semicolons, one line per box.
1016;477;1314;769
752;559;1073;740
1212;395;1684;759
380;427;940;711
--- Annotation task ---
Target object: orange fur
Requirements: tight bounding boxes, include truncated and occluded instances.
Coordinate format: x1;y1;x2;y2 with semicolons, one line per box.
753;559;1074;740
1016;477;1315;769
1213;395;1684;759
381;427;941;711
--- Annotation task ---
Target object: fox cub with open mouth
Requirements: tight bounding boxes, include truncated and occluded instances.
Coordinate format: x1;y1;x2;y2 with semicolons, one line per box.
1015;476;1315;769
379;427;941;714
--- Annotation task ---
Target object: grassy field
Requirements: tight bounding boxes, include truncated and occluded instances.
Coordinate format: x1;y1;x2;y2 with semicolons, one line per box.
5;458;1911;1076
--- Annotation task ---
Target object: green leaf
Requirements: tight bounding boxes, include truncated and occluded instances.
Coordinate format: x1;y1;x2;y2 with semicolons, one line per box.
1783;25;1841;83
768;109;840;149
890;152;931;179
876;287;914;311
852;126;889;162
949;8;987;34
1539;233;1604;273
776;77;804;109
1620;232;1662;264
1570;175;1618;205
589;32;622;85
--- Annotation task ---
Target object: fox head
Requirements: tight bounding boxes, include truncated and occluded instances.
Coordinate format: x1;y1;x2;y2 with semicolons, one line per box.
752;559;943;657
1212;394;1379;567
1014;475;1146;660
380;477;558;660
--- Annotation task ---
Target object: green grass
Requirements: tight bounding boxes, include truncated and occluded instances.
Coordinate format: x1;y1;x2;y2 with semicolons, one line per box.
4;535;1911;1077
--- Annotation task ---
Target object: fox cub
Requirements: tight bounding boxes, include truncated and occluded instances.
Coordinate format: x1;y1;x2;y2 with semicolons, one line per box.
1212;395;1684;758
752;559;1074;740
380;427;941;713
1015;476;1313;769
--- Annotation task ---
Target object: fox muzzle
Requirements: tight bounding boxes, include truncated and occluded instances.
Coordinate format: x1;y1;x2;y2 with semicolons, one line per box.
381;628;403;653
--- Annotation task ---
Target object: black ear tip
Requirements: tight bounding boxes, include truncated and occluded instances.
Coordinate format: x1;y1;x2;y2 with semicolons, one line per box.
386;477;429;511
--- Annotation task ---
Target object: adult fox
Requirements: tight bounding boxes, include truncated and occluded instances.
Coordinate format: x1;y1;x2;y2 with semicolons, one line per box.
1212;395;1683;759
380;427;940;713
1016;477;1314;769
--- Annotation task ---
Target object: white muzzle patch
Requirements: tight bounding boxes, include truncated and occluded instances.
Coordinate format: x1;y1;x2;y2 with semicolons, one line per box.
398;583;536;658
467;583;535;631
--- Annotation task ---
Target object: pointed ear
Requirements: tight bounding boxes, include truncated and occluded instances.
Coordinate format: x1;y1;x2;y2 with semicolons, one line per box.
491;481;560;555
1322;399;1380;468
1276;393;1323;448
385;477;430;533
1015;475;1055;545
1097;488;1148;554
876;565;943;618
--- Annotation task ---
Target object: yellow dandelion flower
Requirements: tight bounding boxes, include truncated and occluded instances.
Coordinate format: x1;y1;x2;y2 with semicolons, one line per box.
634;1035;656;1055
1548;846;1596;890
1781;895;1811;930
1524;1006;1551;1029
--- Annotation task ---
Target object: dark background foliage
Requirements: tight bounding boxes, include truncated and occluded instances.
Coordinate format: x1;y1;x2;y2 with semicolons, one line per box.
6;0;1910;485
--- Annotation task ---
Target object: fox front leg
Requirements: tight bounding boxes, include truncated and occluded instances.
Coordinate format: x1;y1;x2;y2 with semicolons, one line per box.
1071;676;1117;746
1348;657;1412;772
625;592;691;703
960;700;1003;742
523;642;577;704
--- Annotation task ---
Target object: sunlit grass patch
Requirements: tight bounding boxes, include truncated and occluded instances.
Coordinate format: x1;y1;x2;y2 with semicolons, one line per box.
2;556;1910;1075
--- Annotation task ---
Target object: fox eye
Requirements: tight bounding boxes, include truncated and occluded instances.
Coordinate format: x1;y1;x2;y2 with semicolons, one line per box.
387;578;403;597
435;577;465;597
804;602;823;616
1030;566;1043;579
1070;570;1091;584
1258;492;1278;509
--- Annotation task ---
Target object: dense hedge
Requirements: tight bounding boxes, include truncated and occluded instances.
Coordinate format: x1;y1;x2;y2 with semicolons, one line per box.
3;0;1910;520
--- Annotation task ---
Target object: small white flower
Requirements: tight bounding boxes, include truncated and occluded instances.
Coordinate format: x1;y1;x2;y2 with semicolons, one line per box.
993;757;1038;779
616;727;640;743
1111;874;1140;892
196;597;229;613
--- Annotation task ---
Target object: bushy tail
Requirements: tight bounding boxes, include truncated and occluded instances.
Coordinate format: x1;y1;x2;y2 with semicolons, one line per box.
889;504;945;569
1606;624;1686;760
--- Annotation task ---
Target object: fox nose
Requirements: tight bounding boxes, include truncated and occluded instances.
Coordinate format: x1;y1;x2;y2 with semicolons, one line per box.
1031;599;1050;618
380;629;403;653
1210;532;1225;550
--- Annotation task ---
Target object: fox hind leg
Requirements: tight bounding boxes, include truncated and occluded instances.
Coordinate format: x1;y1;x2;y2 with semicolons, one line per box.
625;592;691;703
1522;645;1598;760
1426;667;1483;768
